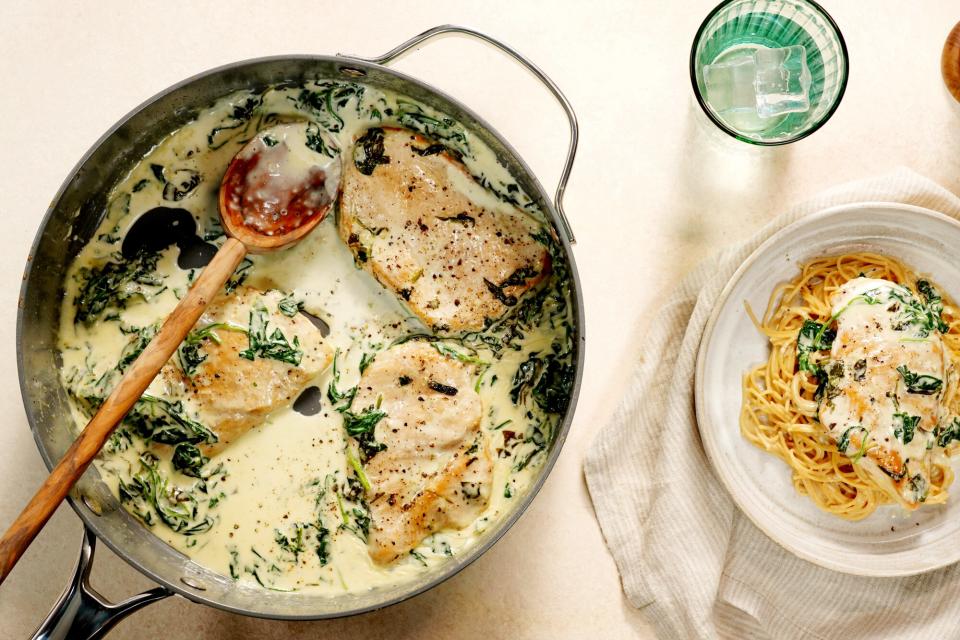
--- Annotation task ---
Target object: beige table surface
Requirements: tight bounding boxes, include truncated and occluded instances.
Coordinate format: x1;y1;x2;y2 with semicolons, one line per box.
2;1;960;638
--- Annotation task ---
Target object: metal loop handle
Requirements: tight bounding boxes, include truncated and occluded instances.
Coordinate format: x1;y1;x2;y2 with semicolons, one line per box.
341;24;579;244
32;527;171;640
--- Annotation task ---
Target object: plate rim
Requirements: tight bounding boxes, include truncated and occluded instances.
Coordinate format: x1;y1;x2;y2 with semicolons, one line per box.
694;201;960;577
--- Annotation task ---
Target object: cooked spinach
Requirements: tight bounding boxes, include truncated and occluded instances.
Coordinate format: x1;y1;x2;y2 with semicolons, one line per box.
118;452;214;535
117;324;157;372
314;520;331;566
896;365;943;395
74;252;165;325
411;143;447;157
889;283;949;337
292;82;366;133
239;303;303;366
533;357;575;414
277;295;302;317
396;100;470;158
893;412;920;445
431;341;487;365
274;523;307;562
177;322;247;376
796;319;835;375
125;394;217;447
354;127;390;175
207;95;261;149
160;168;201;202
225;256;253;292
501;266;540;288
359;351;376;374
172;442;209;478
483;278;519;307
510;354;543;404
326;349;358;410
937;417;960;447
908;473;929;503
342;405;388;462
837;425;867;455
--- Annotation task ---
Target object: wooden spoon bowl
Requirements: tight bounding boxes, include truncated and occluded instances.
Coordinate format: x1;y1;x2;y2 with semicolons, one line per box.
220;122;342;252
943;21;960;104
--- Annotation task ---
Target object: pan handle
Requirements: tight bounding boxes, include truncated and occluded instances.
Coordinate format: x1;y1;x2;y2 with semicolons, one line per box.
340;24;579;244
31;527;171;640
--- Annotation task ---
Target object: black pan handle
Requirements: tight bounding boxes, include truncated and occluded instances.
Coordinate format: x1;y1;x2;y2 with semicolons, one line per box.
341;24;579;245
32;527;171;640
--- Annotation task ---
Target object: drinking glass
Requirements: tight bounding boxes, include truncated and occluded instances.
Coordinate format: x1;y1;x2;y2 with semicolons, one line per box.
690;0;848;145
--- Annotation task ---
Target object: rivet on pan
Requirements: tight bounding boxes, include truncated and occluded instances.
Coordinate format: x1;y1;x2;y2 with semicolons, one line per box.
180;576;207;591
339;67;367;78
81;493;103;516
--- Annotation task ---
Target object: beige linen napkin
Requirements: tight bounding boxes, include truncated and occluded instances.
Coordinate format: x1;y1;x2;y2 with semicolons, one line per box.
584;169;960;640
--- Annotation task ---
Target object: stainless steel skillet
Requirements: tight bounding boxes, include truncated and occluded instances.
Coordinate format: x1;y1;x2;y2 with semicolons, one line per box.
18;25;583;639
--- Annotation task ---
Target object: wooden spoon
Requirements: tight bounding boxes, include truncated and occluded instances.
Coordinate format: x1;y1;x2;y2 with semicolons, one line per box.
943;21;960;104
0;122;341;583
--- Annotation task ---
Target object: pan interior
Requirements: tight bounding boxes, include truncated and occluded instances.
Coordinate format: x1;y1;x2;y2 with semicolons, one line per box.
19;56;583;619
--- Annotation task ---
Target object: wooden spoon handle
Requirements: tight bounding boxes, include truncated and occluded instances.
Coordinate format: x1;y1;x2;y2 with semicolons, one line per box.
0;237;247;584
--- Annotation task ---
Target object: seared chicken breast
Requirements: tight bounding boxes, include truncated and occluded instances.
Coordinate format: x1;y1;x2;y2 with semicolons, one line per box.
348;340;493;564
819;278;950;508
161;287;333;455
338;127;550;333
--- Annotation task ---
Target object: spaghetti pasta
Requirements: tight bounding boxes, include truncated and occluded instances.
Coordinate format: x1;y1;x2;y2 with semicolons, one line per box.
740;252;960;521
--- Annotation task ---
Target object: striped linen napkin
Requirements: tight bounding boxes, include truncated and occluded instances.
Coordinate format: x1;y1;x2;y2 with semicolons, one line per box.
584;169;960;640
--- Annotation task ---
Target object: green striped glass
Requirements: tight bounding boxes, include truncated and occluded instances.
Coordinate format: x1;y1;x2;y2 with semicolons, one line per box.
690;0;848;145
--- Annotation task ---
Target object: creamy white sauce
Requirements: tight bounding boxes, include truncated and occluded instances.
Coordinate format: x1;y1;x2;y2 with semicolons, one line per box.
57;82;571;594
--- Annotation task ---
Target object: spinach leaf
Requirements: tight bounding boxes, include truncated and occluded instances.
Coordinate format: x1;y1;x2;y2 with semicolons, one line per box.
274;523;307;562
207;95;261;150
161;169;201;202
225;257;253;292
118;453;214;535
893;412;920;444
353;128;390;175
937;417;960;447
177;322;247;376
125;395;217;446
239;303;303;366
314;520;331;566
326;349;358;410
896;365;943;395
889;283;949;337
277;295;302;317
796;319;835;375
533;358;575;414
172;442;209;478
510;354;543;404
342;405;388;462
74;252;165;325
837;425;867;455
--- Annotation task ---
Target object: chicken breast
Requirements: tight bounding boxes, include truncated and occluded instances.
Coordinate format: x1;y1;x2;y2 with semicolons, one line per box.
161;287;333;456
818;278;949;508
338;126;550;333
348;340;493;564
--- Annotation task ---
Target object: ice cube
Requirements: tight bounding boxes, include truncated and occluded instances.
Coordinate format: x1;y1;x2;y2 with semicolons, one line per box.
754;45;812;118
704;54;758;117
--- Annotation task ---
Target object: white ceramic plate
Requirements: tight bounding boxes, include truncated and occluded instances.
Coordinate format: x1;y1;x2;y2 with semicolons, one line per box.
695;202;960;577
